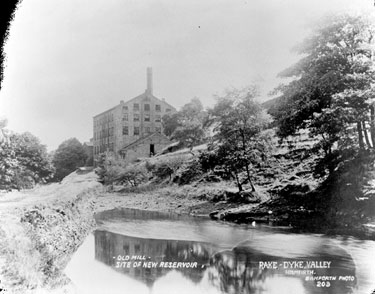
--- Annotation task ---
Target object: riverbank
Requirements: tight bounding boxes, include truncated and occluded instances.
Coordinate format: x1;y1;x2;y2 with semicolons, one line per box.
0;172;240;293
95;183;375;240
0;171;103;294
0;168;374;293
93;183;260;216
0;170;265;293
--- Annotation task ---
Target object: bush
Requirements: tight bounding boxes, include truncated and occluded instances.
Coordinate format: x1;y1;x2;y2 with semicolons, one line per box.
95;153;149;188
117;164;149;187
95;153;125;186
148;155;187;181
199;150;220;172
173;157;203;185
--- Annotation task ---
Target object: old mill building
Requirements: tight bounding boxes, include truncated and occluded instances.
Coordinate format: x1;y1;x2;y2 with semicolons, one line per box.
93;68;176;162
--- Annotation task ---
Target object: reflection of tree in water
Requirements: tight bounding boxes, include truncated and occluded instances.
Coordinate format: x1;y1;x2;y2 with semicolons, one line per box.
94;230;216;287
94;224;358;294
302;244;356;294
206;243;357;294
206;248;275;294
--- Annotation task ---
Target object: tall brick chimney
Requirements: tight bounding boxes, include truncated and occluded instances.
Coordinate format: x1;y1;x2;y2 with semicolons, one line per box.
146;67;153;95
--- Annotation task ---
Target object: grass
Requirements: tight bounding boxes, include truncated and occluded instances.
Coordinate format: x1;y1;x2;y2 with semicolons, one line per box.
0;178;102;293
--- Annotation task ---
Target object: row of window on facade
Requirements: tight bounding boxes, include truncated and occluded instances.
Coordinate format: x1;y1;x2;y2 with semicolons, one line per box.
94;113;114;127
122;126;161;135
122;104;171;112
122;113;161;122
94;122;114;130
94;127;114;140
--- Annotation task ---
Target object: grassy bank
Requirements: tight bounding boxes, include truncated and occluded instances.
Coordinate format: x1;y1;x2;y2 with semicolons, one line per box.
0;171;103;294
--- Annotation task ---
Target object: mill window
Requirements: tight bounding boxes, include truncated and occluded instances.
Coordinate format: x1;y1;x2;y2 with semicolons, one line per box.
122;126;129;135
134;127;140;135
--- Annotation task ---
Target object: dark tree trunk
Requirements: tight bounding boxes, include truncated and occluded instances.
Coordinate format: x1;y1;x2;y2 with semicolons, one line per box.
245;164;256;192
234;171;243;192
363;121;372;148
357;121;365;149
370;105;375;148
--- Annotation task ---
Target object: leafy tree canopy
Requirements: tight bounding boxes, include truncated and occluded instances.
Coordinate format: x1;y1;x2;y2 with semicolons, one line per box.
270;13;375;174
208;86;272;191
0;129;54;190
163;97;209;149
162;113;180;137
52;138;87;181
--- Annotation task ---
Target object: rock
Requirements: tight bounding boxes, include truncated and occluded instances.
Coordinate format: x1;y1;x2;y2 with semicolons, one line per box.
202;174;222;183
238;190;261;203
209;210;220;220
218;189;262;204
224;190;238;201
279;183;311;198
210;191;226;202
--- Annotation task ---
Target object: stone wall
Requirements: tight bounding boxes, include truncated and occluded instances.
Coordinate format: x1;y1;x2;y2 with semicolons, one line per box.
124;134;172;163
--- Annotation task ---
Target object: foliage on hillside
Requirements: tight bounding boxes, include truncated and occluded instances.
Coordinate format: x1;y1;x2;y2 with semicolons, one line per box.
207;86;273;192
260;13;375;225
270;14;375;176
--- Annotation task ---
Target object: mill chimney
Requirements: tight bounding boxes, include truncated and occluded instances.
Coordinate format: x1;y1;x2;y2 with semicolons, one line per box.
146;67;153;95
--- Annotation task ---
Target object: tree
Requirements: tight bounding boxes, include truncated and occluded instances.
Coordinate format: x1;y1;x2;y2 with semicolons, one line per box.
179;97;205;123
172;123;206;149
12;132;54;181
270;14;375;174
0;134;18;190
164;97;209;149
0;129;54;190
209;86;271;192
162;113;180;137
52;138;87;181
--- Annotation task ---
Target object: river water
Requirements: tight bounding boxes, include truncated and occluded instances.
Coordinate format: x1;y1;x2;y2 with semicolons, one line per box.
65;208;375;294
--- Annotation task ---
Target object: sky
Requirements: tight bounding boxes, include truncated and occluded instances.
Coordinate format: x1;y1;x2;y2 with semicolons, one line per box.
0;0;373;150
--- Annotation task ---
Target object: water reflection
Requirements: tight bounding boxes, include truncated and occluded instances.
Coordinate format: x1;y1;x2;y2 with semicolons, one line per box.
208;245;356;294
95;230;215;286
65;208;375;294
94;228;356;293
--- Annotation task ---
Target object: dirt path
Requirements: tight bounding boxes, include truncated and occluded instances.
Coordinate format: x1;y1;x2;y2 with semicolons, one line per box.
0;171;100;211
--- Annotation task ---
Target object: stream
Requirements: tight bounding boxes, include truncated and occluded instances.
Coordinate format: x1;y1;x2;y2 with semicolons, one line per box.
65;208;375;294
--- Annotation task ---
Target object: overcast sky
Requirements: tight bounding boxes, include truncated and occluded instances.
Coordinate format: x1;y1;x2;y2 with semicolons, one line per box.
0;0;373;150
